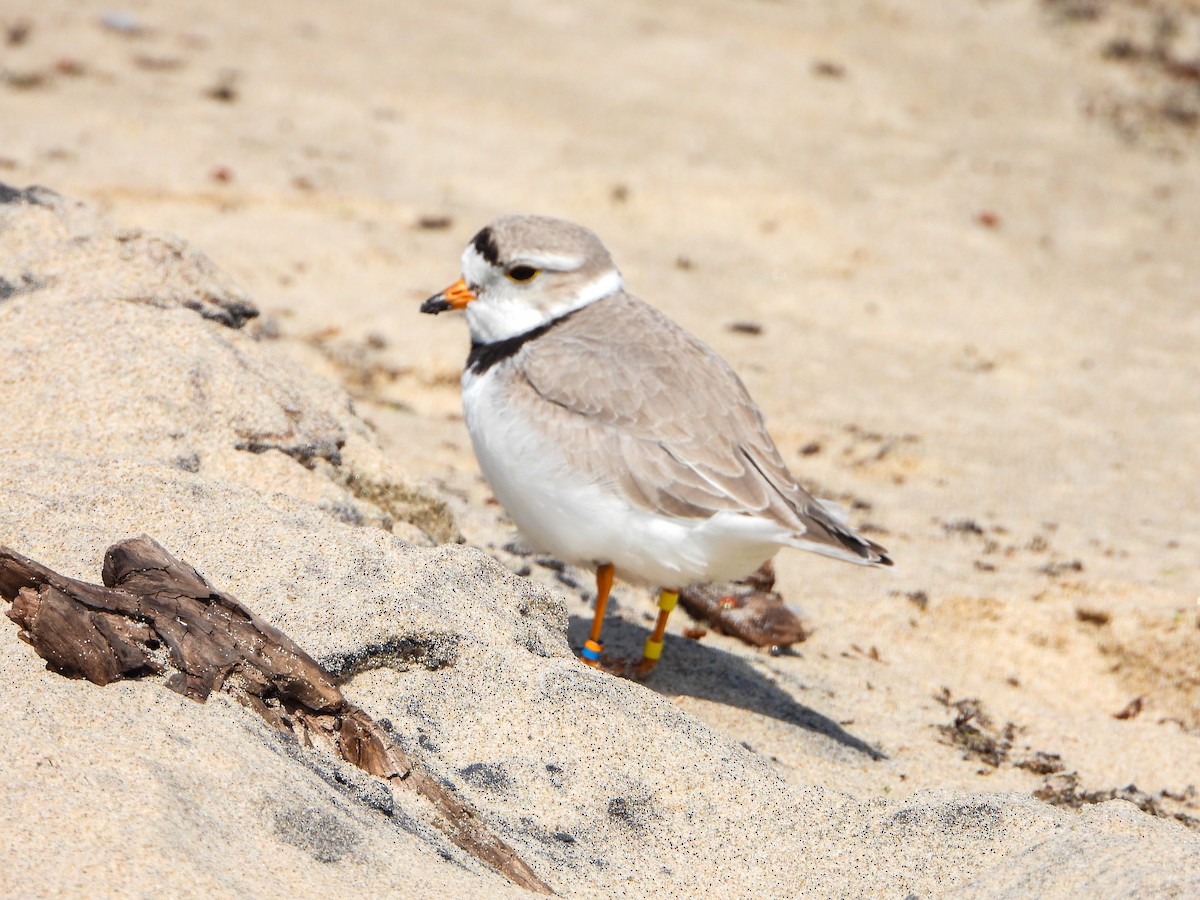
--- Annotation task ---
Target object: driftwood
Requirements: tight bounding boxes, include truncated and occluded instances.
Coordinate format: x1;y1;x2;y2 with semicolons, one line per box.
0;536;551;894
678;560;810;649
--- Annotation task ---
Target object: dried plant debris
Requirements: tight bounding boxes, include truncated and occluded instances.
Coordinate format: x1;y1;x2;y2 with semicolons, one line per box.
2;68;49;90
1075;606;1112;626
1035;773;1200;830
932;516;1077;576
0;537;550;893
1042;0;1200;151
1113;695;1145;720
839;425;921;472
942;518;986;536
1014;751;1067;776
934;688;1200;830
1037;559;1084;577
934;691;1014;768
677;560;810;649
302;328;412;406
332;466;460;545
1098;614;1200;731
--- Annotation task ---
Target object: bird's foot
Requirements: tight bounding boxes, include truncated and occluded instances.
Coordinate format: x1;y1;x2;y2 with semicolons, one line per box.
575;649;658;681
578;638;605;668
632;656;658;680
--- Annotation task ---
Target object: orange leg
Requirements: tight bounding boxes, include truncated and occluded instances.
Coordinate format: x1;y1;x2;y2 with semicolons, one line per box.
635;588;679;679
580;563;614;667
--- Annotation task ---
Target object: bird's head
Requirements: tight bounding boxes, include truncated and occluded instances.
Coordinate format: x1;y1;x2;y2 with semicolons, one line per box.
421;215;624;344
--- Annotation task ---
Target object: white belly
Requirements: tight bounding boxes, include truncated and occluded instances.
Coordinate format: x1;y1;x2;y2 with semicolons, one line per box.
462;368;784;588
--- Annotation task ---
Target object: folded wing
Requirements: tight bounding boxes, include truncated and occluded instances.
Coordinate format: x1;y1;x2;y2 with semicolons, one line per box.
514;293;892;567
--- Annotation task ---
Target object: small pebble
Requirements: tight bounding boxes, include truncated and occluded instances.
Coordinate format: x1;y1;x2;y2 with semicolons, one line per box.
417;215;454;230
100;11;144;35
727;321;763;335
812;60;846;78
7;21;32;46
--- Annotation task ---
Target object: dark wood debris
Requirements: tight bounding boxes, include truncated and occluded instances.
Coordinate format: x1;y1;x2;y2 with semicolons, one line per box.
678;560;810;649
0;536;551;893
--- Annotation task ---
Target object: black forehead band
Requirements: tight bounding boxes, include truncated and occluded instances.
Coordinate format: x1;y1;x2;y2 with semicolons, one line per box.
471;227;502;266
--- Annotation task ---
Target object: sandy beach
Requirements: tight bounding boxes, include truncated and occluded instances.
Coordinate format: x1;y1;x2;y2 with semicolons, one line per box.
1;0;1198;896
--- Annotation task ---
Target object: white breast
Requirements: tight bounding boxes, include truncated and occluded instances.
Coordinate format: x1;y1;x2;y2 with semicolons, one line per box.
461;364;786;588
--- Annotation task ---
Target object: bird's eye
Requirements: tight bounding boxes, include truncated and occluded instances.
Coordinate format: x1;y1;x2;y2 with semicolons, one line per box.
505;265;540;283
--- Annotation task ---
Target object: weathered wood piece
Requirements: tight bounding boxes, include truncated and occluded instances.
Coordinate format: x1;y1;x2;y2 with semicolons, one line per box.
0;536;551;894
678;560;810;649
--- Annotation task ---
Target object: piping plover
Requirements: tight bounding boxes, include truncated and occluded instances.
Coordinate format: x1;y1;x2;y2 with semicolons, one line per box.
422;215;891;676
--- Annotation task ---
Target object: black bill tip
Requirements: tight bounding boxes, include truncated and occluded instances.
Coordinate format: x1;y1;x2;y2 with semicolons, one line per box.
420;295;453;315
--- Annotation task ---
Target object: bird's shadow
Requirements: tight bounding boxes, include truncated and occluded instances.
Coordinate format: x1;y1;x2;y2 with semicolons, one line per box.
567;612;887;761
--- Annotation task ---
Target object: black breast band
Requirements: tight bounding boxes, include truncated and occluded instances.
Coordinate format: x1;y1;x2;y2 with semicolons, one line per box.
466;309;579;375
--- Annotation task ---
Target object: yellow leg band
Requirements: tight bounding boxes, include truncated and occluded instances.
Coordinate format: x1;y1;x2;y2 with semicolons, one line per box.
658;590;678;612
643;638;663;661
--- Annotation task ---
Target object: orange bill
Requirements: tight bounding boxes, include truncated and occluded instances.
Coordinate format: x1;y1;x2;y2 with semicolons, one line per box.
420;277;475;314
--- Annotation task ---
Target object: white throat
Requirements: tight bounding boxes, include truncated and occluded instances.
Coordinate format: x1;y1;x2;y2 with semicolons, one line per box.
466;268;624;344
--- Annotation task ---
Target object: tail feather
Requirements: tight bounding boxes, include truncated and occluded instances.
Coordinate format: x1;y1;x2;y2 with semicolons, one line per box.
795;501;893;568
735;447;893;567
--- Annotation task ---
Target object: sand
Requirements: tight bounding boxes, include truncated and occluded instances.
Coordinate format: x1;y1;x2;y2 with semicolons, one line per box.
1;1;1198;896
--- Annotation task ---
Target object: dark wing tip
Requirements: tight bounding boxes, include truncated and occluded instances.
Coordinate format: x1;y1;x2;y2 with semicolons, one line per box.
828;525;892;567
799;498;895;568
861;536;893;567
